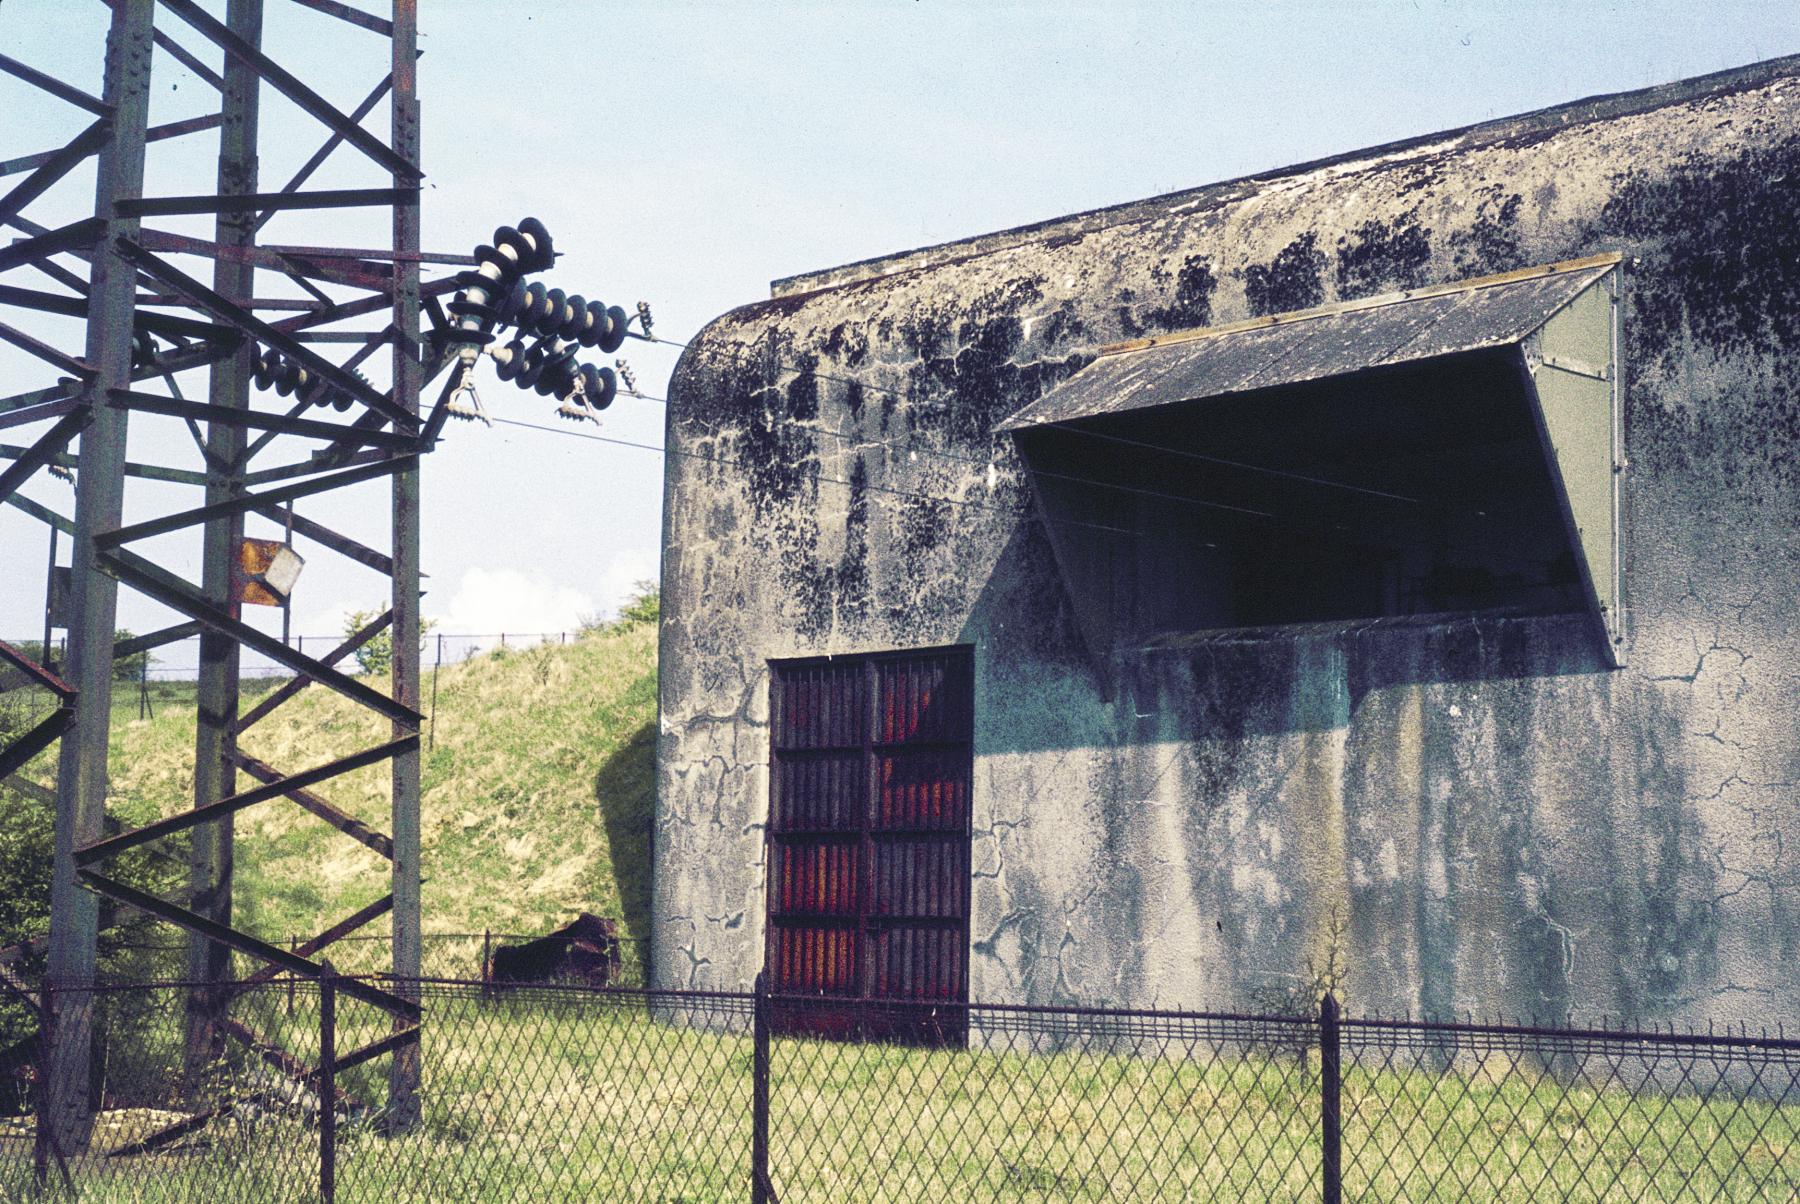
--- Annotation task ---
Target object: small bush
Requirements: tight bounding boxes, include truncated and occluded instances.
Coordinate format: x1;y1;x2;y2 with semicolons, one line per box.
341;610;437;677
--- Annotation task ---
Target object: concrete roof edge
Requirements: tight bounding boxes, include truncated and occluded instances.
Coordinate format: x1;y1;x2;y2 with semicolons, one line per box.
768;52;1800;301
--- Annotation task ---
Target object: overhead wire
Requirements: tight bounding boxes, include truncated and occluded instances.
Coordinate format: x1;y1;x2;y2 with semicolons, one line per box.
490;409;1566;585
560;338;1567;574
485;415;1143;538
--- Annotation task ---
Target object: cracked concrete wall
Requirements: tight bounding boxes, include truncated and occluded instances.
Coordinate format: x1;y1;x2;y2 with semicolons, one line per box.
655;57;1800;1026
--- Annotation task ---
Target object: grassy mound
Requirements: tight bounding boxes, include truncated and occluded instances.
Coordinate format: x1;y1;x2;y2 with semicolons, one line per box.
101;621;658;958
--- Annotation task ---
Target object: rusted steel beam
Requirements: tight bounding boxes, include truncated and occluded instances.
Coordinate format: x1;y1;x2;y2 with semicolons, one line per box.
118;238;416;428
231;752;395;860
97;453;414;548
106;1019;413;1161
292;330;391;342
0;120;111;229
3;493;72;534
334;1023;419;1073
269;274;457;334
389;0;425;1122
235;894;394;989
0;397;79;432
235;608;392;734
112;622;201;659
0;111;213;174
0;322;93;379
182;1;257;1047
121;187;416;218
287;0;393;36
95;547;425;725
253;71;394;234
73;870;422;1018
222;1017;368;1111
74;737;416;867
240;447;391;486
0;283;237;344
0;443;211;488
151;30;223;91
0;341;238;420
252;503;395;574
0;708;73;780
136;292;316;310
156;0;422;182
282;266;335;309
0;218;104;275
17;251;88;296
109;390;418;452
0;639;77;700
104;1104;226;1158
138;228;392;290
3;775;54;806
0;53;111;116
263;243;474;266
0;409;91;510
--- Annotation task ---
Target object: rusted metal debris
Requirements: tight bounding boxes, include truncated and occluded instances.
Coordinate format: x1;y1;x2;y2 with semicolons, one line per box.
487;914;624;988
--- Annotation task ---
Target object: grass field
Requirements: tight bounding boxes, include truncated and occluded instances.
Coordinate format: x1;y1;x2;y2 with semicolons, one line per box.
76;617;659;958
3;983;1794;1203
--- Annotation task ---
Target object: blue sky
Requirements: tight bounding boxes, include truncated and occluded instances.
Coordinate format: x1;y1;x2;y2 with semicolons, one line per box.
2;0;1797;655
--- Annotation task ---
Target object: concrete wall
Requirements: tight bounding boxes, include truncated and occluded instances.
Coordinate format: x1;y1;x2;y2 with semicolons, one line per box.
654;57;1800;1026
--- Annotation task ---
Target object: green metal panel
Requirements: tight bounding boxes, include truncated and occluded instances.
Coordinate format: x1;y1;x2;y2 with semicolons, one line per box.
1527;268;1622;665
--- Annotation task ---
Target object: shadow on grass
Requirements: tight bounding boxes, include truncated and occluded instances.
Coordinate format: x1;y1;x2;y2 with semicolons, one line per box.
593;718;656;960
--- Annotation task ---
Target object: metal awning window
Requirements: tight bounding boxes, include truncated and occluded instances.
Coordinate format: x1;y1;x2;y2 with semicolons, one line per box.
997;254;1623;665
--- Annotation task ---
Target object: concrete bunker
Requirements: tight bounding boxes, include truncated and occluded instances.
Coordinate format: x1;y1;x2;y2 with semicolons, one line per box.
656;56;1800;1029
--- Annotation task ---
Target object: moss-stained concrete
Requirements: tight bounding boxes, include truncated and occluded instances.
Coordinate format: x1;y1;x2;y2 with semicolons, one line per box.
655;56;1800;1026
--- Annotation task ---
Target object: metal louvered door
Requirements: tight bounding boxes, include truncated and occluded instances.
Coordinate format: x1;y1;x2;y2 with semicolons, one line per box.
767;647;972;1045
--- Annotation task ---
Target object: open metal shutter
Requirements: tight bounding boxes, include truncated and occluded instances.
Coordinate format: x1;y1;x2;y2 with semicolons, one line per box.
998;254;1624;663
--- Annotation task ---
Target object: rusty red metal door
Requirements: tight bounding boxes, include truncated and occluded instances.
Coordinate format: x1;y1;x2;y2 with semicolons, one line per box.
766;647;972;1043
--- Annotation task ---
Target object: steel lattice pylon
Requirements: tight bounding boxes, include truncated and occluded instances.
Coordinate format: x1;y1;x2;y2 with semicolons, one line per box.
0;0;436;1161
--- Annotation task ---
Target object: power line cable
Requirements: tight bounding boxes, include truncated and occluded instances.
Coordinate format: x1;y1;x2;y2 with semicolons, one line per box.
488;414;1563;577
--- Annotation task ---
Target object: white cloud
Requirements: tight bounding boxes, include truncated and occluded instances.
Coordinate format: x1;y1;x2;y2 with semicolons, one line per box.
430;567;594;648
422;550;656;651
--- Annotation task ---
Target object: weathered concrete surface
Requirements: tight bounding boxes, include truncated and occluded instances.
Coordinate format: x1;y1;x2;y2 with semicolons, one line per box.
655;56;1800;1025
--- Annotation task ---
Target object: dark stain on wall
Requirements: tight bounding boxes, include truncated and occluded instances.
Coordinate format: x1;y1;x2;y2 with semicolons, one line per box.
1598;135;1800;359
901;275;1070;445
1144;253;1218;331
1335;218;1433;299
1449;187;1525;278
822;321;870;368
785;352;819;420
838;455;871;630
1243;232;1327;315
1035;300;1087;348
1592;136;1800;498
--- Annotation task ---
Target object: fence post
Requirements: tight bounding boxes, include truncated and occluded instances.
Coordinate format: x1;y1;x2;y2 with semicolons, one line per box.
481;929;492;997
1320;991;1342;1204
319;960;337;1204
32;983;51;1192
752;969;770;1204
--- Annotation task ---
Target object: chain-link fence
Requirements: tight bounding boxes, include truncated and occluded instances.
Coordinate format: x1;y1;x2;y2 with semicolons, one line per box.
1;974;1796;1202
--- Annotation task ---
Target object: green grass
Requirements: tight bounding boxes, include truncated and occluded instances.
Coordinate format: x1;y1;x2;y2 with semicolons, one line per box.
85;620;658;962
2;985;1794;1202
